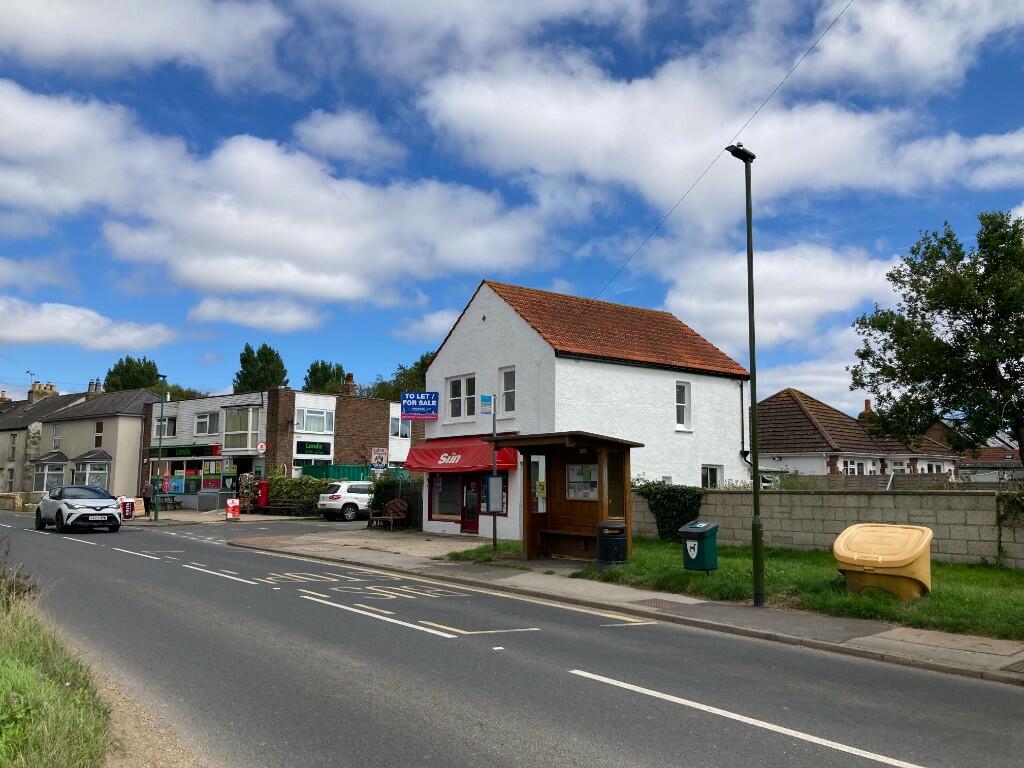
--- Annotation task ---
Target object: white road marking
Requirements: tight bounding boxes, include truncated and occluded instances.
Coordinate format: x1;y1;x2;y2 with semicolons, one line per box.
352;603;395;615
272;587;282;590
181;565;258;584
297;588;331;598
25;528;50;535
492;646;504;651
112;547;161;560
189;562;207;567
63;536;98;546
569;670;930;768
219;569;239;575
0;522;12;528
300;595;458;638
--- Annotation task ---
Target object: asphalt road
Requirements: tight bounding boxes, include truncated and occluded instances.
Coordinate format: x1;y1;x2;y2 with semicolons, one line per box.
2;510;1022;768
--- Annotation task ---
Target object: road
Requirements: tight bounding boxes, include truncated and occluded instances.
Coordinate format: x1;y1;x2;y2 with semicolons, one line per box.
1;510;1022;768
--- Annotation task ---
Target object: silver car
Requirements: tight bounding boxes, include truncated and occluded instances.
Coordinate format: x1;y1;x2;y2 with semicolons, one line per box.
36;485;122;533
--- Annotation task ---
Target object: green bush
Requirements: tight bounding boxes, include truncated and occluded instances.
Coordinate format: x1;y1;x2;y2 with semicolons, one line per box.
267;475;329;507
633;479;704;542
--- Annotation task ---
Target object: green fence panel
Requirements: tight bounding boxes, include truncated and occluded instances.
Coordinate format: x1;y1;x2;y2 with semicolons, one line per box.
301;465;371;481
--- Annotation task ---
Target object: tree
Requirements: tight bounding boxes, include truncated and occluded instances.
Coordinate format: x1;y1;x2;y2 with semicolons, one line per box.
361;351;436;401
233;343;288;393
303;360;346;394
850;211;1024;465
104;355;158;391
166;383;208;401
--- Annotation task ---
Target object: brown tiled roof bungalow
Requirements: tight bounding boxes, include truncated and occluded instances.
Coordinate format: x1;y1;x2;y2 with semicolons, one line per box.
479;281;749;379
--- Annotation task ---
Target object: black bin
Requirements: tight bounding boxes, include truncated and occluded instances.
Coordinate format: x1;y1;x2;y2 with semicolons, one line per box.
596;520;628;570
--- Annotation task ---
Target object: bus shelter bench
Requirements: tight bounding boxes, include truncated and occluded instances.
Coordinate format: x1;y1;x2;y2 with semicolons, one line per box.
367;499;409;531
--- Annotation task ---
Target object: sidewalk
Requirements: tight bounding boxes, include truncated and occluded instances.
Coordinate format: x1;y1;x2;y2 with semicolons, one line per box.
228;529;1024;687
125;510;310;526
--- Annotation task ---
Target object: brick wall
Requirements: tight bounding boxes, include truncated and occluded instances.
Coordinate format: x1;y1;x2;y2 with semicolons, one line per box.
265;388;295;474
631;490;1023;569
334;395;390;464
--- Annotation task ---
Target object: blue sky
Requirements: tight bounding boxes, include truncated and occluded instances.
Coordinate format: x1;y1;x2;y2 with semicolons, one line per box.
0;1;1022;411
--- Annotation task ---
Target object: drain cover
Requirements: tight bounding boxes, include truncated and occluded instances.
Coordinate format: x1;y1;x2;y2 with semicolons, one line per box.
630;598;689;611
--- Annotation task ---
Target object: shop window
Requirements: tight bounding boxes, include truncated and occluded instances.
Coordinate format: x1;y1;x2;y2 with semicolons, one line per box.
295;407;334;434
34;463;64;491
701;465;721;489
74;462;108;489
52;424;61;450
154;417;176;439
194;412;220;436
446;375;476;420
389;417;411;439
676;382;691;429
500;367;516;415
94;420;104;448
431;474;462;520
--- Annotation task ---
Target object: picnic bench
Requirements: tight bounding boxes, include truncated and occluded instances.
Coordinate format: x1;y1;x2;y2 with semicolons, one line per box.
155;494;183;511
367;499;409;531
260;499;316;517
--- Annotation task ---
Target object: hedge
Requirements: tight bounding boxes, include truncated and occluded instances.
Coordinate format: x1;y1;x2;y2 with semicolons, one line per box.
633;479;704;542
267;475;330;507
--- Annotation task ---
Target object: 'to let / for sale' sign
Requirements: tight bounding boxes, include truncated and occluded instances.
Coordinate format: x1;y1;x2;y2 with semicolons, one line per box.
401;391;438;420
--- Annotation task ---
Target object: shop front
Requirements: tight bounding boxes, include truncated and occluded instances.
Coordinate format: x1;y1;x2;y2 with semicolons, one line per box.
147;443;264;501
405;435;519;537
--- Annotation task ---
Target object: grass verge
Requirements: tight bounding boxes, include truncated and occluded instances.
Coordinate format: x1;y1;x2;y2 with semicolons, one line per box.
574;538;1024;640
447;541;524;564
0;539;109;767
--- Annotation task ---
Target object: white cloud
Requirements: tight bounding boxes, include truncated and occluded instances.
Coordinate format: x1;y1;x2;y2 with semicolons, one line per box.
392;309;460;343
199;352;219;365
1012;200;1024;221
0;0;291;88
0;295;176;350
188;297;322;332
0;257;66;289
548;277;575;294
294;109;406;167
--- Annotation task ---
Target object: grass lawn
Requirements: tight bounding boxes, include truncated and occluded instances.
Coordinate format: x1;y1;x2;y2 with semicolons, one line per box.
446;541;525;564
0;549;109;767
574;538;1024;640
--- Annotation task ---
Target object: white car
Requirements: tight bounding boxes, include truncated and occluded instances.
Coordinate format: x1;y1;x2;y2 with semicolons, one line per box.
36;485;122;533
318;481;373;522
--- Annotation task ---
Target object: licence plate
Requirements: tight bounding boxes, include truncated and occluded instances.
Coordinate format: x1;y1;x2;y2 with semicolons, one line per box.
89;514;107;521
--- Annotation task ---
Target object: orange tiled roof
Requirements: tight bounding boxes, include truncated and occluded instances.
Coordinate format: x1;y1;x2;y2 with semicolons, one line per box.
484;281;748;378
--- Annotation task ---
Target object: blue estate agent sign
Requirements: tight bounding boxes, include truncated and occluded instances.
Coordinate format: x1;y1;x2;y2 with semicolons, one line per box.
401;391;439;420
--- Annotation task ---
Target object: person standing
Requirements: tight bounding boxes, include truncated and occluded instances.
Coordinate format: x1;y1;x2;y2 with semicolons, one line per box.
142;479;154;516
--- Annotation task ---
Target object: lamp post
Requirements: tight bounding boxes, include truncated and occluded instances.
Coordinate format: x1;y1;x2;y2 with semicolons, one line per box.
154;373;167;521
725;141;765;607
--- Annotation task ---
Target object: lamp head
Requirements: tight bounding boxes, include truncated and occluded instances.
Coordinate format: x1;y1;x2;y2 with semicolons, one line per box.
725;142;756;163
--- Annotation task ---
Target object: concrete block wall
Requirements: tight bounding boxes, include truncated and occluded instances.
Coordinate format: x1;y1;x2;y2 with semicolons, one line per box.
631;490;1022;569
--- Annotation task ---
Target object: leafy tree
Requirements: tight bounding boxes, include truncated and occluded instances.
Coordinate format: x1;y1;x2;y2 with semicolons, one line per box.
851;211;1024;465
303;360;346;394
362;351;436;401
166;383;208;401
103;355;158;391
233;342;289;393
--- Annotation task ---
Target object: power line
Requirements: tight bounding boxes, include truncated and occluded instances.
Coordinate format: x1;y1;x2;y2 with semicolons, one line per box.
594;0;857;299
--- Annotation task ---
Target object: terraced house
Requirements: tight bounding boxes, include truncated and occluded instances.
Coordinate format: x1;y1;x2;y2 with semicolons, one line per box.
0;383;86;494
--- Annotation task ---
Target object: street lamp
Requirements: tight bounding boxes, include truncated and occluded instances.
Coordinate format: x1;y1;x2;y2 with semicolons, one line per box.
154;373;167;521
725;141;766;607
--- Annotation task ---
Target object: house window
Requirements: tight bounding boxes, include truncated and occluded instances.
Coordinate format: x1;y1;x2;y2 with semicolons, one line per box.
74;462;109;489
447;375;476;420
194;413;220;436
7;433;15;461
389;416;411;439
6;467;13;492
676;382;691;429
842;460;866;475
892;460;906;475
500;367;516;415
701;465;721;489
52;424;61;450
224;407;260;450
94;420;104;448
295;408;334;434
34;463;64;491
154;417;176;439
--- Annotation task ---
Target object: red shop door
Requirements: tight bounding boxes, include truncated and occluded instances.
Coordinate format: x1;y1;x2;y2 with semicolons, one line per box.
461;476;480;534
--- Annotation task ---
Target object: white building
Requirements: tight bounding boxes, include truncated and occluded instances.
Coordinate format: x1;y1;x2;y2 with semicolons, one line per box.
406;281;751;540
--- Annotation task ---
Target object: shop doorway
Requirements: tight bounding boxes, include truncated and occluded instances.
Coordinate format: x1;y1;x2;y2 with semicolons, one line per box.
461;476;480;534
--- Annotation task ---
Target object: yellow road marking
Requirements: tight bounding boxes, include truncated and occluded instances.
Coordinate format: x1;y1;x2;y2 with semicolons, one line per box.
353;603;395;615
601;621;659;627
419;621;541;636
297;588;331;598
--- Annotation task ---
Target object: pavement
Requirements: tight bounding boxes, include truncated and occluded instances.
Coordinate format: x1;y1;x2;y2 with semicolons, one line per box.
229;527;1024;687
3;508;1024;768
125;509;318;526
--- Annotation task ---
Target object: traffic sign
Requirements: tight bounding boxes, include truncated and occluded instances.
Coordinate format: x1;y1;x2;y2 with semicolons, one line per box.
256;441;267;455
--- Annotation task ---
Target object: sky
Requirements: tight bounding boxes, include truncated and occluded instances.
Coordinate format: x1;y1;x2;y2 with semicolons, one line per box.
0;0;1022;412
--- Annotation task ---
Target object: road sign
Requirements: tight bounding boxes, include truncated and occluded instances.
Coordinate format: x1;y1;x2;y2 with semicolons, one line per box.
480;394;493;415
370;447;388;469
256;441;267;455
401;391;439;420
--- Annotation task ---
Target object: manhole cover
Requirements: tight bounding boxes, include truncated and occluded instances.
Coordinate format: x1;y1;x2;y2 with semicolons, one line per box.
630;598;688;611
1001;659;1024;673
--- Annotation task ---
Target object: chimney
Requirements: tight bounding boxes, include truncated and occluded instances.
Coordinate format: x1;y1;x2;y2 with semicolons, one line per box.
858;398;873;420
343;372;357;396
0;390;8;403
85;379;104;399
27;380;56;404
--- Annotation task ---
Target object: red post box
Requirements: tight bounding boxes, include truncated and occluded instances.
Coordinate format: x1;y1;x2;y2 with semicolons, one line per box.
257;480;270;509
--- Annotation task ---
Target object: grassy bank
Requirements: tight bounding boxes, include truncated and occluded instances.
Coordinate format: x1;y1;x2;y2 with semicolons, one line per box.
0;544;108;767
574;538;1024;640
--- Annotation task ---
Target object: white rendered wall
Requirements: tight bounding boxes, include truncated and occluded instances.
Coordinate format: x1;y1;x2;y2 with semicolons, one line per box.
553;357;749;486
388;402;410;464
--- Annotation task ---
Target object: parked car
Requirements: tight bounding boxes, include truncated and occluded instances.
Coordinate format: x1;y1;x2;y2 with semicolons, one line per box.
318;481;373;521
36;486;122;533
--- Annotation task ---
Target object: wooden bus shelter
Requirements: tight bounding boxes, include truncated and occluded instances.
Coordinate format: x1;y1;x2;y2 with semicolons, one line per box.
487;431;642;560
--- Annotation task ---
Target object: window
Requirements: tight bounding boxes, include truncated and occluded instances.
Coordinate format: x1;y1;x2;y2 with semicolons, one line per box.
389;416;411;439
73;462;109;489
295;407;334;434
7;433;15;461
224;407;260;450
153;417;176;439
676;382;691;429
842;460;866;475
94;420;104;448
52;424;61;450
5;467;12;492
194;412;220;436
447;375;476;420
500;367;516;415
33;463;64;491
701;465;721;489
892;460;906;475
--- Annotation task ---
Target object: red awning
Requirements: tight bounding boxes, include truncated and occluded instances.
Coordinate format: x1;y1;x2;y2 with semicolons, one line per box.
404;435;518;473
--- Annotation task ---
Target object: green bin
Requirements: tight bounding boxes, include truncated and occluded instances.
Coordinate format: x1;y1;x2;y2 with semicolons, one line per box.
679;521;718;573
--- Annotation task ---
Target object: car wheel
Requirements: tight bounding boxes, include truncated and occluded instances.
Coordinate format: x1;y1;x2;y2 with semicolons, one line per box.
34;509;45;530
341;504;359;522
108;524;120;533
55;511;66;533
